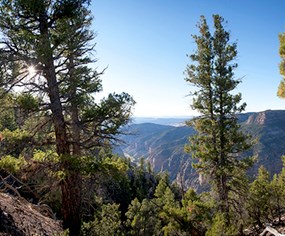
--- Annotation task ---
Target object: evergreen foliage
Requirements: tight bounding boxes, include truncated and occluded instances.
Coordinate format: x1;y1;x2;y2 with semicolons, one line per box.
206;212;237;236
81;203;122;236
126;198;161;236
247;166;272;228
0;155;26;174
271;157;285;220
0;92;17;131
278;32;285;97
185;15;253;221
0;1;134;234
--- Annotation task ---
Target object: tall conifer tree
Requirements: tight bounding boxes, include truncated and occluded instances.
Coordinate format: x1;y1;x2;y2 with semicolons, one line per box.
0;1;134;235
277;32;285;97
185;15;252;218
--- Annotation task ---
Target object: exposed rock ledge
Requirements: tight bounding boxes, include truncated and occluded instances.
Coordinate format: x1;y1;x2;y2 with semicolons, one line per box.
0;192;62;236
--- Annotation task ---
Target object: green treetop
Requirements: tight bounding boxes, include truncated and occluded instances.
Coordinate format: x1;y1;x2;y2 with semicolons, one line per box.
185;15;252;220
278;32;285;98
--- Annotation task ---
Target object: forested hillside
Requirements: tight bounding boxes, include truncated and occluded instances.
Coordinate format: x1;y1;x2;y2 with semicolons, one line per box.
117;110;285;191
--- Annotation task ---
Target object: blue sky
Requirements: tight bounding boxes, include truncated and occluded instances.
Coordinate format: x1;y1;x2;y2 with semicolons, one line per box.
91;1;285;117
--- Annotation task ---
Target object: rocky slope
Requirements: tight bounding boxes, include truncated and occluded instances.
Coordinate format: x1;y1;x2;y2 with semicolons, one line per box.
0;192;62;235
117;110;285;190
244;110;285;175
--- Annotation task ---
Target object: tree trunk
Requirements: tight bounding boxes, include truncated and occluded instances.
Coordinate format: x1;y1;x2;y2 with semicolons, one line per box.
38;10;81;235
61;169;82;236
38;10;69;156
61;55;83;236
217;173;230;218
68;54;81;156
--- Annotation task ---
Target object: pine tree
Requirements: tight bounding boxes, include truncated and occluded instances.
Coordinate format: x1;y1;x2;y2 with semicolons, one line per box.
247;166;272;228
277;32;285;97
185;15;252;219
125;198;162;236
0;91;17;132
0;1;134;234
270;156;285;221
81;203;122;236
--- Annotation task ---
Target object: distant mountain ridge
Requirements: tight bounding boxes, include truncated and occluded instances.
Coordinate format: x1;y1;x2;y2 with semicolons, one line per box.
117;110;285;191
132;117;191;126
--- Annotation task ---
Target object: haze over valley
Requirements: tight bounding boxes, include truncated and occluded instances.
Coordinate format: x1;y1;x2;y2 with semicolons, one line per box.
117;110;285;191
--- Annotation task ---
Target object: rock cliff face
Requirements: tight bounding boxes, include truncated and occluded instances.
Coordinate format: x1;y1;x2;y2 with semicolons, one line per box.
245;110;285;126
244;110;285;175
118;110;285;190
0;192;62;235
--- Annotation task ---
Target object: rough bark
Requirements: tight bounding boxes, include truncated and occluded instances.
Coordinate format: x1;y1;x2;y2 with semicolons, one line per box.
61;55;83;236
61;170;82;236
38;9;81;235
38;11;69;156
